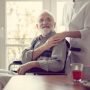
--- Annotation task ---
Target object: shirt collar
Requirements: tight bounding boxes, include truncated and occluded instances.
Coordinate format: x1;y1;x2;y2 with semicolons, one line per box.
39;31;56;40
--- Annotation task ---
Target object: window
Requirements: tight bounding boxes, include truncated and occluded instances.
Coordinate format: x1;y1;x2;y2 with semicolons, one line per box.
6;0;42;68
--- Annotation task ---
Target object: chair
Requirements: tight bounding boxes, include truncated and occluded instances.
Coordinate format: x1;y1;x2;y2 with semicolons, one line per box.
8;40;81;75
8;61;22;73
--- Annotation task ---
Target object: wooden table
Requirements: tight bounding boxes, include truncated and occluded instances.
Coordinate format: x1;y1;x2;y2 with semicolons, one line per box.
4;75;86;90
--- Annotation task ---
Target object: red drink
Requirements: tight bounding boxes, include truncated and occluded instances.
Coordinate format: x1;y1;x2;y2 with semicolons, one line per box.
72;70;82;80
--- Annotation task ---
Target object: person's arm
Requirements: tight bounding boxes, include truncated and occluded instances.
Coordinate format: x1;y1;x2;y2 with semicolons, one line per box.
25;36;61;62
37;40;67;72
22;37;55;63
50;31;81;43
22;38;38;63
22;31;80;64
18;40;67;74
17;61;40;75
64;31;81;38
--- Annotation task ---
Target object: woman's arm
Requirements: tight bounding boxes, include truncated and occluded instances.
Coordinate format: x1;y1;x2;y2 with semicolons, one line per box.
29;36;61;60
64;31;81;38
51;31;81;42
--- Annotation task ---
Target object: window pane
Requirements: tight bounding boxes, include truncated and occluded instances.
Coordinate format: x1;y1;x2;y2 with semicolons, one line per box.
6;46;26;66
6;1;42;44
7;38;32;45
6;1;42;68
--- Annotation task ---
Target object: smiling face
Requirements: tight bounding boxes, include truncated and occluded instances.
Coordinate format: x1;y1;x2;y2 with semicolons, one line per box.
37;12;56;36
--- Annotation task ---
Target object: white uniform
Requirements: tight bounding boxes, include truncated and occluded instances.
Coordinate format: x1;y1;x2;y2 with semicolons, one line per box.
69;1;90;65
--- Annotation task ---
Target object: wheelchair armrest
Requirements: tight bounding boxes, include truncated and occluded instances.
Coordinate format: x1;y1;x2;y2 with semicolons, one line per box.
25;67;66;75
8;61;22;71
70;47;81;52
12;61;22;65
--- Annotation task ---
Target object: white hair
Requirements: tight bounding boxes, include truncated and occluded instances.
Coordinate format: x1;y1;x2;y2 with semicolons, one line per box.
37;10;55;22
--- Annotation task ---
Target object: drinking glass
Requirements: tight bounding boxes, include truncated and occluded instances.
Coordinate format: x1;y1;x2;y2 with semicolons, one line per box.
70;63;84;82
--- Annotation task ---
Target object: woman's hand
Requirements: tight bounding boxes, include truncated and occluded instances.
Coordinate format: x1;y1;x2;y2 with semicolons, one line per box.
43;32;66;49
52;32;66;41
43;36;60;49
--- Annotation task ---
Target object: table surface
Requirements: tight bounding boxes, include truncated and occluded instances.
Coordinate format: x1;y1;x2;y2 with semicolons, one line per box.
4;75;86;90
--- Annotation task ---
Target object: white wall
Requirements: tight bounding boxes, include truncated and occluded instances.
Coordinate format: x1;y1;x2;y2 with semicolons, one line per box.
0;0;6;69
